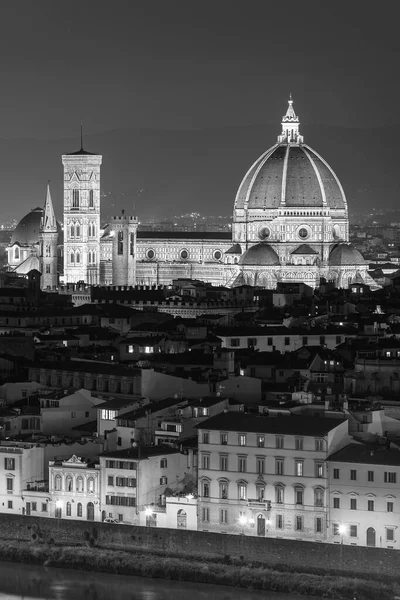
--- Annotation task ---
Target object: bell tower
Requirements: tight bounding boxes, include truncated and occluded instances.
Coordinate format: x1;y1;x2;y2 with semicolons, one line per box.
39;183;58;290
62;131;102;285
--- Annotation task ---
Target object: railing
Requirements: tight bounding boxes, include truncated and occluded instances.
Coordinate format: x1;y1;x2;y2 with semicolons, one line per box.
248;499;271;510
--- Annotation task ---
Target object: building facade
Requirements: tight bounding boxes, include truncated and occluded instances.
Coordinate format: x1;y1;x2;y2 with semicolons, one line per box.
196;412;350;539
49;454;101;521
327;442;400;549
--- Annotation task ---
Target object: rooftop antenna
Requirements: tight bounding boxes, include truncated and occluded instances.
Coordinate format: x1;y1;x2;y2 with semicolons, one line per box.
80;122;83;151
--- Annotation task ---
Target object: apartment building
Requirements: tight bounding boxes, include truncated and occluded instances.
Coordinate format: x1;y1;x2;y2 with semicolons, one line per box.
326;442;400;549
0;442;44;516
99;445;194;525
197;412;350;540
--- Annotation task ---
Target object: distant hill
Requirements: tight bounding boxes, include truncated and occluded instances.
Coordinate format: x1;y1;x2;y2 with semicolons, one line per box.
0;124;398;223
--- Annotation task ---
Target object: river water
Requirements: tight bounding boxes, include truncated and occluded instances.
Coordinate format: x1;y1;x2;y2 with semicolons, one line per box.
0;560;314;600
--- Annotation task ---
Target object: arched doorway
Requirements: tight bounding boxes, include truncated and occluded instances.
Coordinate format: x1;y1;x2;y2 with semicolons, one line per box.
366;527;376;547
257;514;266;537
101;510;106;522
177;509;187;529
87;502;94;521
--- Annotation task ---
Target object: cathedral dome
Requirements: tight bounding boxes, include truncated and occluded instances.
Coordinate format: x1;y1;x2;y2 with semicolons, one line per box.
239;243;280;266
329;244;365;266
10;208;44;246
235;99;347;211
10;207;62;247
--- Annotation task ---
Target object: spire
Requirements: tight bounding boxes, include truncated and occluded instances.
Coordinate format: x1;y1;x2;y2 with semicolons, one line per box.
277;95;304;144
40;182;57;233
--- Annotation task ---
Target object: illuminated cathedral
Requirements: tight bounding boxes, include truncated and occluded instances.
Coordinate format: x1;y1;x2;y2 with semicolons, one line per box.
7;98;374;290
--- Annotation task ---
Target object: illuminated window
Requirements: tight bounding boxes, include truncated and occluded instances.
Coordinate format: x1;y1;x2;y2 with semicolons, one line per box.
238;483;247;500
295;460;304;477
14;247;19;260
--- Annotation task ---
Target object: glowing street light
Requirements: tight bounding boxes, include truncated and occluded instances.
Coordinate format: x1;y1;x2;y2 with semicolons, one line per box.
144;507;153;517
238;514;248;535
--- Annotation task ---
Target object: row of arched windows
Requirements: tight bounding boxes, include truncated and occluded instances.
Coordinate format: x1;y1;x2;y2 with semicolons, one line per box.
71;189;95;209
54;473;95;493
201;479;325;506
69;223;96;238
69;250;97;264
70;251;81;264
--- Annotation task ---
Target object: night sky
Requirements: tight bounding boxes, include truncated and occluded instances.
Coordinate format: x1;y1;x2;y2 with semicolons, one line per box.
0;0;399;221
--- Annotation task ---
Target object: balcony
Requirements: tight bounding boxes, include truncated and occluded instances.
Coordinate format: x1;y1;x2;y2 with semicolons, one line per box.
248;499;271;510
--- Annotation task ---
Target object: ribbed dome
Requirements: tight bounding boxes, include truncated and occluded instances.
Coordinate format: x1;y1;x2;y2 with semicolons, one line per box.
235;144;347;211
239;243;280;266
11;208;62;246
10;208;43;246
329;244;365;266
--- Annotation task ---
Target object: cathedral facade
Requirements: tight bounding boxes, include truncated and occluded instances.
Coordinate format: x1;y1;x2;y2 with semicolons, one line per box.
7;99;374;290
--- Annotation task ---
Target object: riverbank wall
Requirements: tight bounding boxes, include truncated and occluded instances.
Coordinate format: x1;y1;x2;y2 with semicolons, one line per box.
0;513;398;580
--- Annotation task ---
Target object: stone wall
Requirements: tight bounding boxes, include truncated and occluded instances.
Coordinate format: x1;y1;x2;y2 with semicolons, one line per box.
0;513;398;578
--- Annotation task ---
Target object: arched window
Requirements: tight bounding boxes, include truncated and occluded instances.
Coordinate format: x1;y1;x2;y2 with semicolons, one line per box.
14;247;19;260
66;502;71;516
89;190;94;208
77;502;82;517
177;509;187;529
76;476;84;492
76;224;81;237
54;474;62;491
256;484;265;502
87;477;95;494
45;244;51;257
118;231;124;255
275;485;284;504
314;488;324;507
70;252;75;264
92;251;95;263
130;233;134;256
237;481;247;501
65;475;73;492
92;225;96;237
76;252;80;264
219;481;228;499
72;189;79;208
70;224;75;238
202;479;210;498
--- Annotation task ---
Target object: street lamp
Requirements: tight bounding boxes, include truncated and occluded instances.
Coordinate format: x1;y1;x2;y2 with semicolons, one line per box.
145;506;153;529
238;514;247;535
55;500;62;530
338;524;346;571
338;523;346;542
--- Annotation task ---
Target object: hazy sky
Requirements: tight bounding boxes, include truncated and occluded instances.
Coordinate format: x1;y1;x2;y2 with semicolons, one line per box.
0;0;399;221
1;0;399;139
